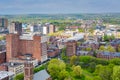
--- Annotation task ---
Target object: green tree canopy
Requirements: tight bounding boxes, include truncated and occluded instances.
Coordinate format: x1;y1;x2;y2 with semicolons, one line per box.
47;59;66;79
72;65;82;78
112;66;120;80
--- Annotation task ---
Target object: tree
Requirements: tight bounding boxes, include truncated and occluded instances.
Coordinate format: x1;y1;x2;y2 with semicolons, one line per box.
103;34;115;41
117;45;120;52
0;36;5;41
47;59;66;79
94;64;103;75
86;47;92;51
78;28;84;32
79;56;95;64
98;66;112;80
112;66;120;80
93;76;102;80
109;58;120;65
103;34;109;41
14;73;24;80
99;45;106;51
70;55;77;65
106;45;116;52
58;70;69;80
88;62;96;73
72;66;82;77
61;47;69;62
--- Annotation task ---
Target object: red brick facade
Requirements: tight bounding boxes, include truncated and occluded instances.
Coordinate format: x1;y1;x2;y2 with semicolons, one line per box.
6;34;45;62
66;40;77;57
24;62;33;80
0;51;6;64
0;65;8;71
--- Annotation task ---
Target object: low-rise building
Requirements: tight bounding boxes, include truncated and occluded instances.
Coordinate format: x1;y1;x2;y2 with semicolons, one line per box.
0;50;6;64
97;52;120;60
8;62;24;75
0;71;14;80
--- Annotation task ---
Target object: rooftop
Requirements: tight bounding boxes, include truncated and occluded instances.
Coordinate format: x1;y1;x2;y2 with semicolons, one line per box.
33;70;50;80
0;71;14;79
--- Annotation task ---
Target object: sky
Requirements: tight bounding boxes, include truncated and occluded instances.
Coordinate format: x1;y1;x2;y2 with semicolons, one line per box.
0;0;120;14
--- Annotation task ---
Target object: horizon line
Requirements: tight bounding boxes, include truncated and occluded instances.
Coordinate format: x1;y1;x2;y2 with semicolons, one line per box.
1;12;120;15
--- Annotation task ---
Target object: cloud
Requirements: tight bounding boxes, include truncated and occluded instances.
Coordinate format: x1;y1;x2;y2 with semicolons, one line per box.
0;0;120;14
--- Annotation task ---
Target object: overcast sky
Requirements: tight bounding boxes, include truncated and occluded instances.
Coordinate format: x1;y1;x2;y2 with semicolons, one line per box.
0;0;120;14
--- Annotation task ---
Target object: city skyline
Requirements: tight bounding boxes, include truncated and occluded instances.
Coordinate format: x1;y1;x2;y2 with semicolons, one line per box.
0;0;120;14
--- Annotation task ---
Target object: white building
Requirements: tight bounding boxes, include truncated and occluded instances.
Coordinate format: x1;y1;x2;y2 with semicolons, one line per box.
0;71;14;80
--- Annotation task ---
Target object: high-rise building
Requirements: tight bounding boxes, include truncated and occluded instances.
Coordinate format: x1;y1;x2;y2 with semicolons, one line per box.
0;18;8;28
6;33;48;62
49;24;55;33
8;22;22;34
43;24;55;34
66;40;77;57
43;26;49;34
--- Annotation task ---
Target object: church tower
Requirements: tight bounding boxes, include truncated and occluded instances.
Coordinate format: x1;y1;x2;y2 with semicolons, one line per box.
24;54;33;80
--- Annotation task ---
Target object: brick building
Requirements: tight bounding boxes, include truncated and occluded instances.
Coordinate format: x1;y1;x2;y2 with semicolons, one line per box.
6;33;48;63
0;50;6;64
66;40;77;57
24;55;33;80
97;52;120;60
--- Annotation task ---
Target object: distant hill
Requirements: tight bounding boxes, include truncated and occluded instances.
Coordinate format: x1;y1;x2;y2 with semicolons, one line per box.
1;13;120;24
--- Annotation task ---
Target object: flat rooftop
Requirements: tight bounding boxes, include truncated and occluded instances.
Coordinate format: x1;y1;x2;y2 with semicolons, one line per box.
0;71;14;79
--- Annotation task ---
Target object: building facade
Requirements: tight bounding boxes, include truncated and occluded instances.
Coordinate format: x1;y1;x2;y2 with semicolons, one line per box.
66;40;77;57
49;24;55;33
0;51;6;64
6;33;48;62
8;22;22;34
0;18;8;28
24;61;33;80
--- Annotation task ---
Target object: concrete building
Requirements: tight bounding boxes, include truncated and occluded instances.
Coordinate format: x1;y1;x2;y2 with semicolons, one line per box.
8;62;24;75
43;26;49;34
49;24;55;33
6;33;48;63
0;71;14;80
30;24;43;33
43;24;55;34
0;18;8;28
66;40;77;57
8;22;22;34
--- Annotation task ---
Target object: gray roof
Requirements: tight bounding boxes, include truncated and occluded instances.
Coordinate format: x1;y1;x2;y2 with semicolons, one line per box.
100;52;120;57
0;71;14;79
33;70;50;80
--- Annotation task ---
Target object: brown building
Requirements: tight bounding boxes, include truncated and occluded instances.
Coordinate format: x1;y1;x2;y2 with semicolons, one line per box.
6;33;48;62
97;52;120;60
0;18;8;28
24;62;33;80
66;40;77;57
0;51;6;64
24;55;33;80
49;24;55;33
47;49;59;58
8;22;22;34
